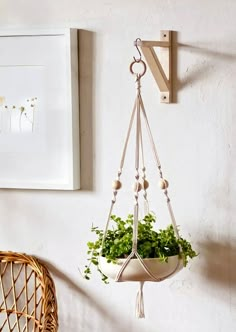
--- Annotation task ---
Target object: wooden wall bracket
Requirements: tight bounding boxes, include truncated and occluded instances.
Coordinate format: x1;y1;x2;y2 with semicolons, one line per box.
136;31;172;103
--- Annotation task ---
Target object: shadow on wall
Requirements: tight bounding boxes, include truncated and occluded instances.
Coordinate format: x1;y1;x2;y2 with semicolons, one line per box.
42;259;135;332
173;38;236;101
198;237;236;292
165;32;226;103
79;30;95;191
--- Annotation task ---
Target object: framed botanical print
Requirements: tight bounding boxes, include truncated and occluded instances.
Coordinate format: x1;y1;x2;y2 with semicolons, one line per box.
0;28;80;189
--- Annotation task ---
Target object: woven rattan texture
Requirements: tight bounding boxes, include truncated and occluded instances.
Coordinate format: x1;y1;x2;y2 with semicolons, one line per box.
0;252;58;332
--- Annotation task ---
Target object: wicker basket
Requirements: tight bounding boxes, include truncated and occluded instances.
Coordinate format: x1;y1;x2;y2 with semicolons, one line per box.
0;251;58;331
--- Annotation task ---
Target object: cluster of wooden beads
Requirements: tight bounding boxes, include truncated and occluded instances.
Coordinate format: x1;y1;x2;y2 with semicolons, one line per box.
159;179;169;190
132;179;149;192
112;179;150;192
113;178;168;191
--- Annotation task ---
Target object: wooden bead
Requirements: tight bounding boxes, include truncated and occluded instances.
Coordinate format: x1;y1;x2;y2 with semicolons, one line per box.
159;179;169;190
141;179;149;190
112;180;122;190
133;182;142;192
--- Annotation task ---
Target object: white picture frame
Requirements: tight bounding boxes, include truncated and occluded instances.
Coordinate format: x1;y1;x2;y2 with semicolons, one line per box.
0;28;80;190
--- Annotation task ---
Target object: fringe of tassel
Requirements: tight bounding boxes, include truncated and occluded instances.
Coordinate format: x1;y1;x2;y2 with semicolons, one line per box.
136;281;145;318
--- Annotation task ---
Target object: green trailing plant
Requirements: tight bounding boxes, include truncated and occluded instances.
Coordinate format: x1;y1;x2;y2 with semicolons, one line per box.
84;213;197;283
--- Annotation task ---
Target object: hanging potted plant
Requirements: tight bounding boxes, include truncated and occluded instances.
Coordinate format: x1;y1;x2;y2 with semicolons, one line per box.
84;213;197;284
83;45;197;318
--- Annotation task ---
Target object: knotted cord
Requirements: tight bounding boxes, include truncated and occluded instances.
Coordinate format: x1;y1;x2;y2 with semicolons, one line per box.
100;58;182;318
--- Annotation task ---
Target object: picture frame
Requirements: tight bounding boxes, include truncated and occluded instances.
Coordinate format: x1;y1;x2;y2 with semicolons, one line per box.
0;28;80;190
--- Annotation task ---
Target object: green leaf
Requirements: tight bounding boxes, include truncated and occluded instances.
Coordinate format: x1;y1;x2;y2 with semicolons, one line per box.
83;213;197;283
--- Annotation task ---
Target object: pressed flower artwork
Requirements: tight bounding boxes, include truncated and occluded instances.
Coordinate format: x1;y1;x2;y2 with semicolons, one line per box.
0;97;38;133
0;30;80;189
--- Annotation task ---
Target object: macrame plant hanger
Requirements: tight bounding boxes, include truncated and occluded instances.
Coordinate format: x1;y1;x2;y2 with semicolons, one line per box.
100;40;182;318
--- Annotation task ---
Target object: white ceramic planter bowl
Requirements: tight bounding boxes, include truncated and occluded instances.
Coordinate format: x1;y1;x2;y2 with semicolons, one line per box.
99;255;183;282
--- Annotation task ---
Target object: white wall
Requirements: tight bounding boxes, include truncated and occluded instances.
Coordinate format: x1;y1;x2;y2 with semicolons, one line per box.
0;1;236;331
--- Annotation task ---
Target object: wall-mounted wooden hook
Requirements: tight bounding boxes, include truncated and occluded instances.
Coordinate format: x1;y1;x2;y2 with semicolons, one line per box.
136;31;172;103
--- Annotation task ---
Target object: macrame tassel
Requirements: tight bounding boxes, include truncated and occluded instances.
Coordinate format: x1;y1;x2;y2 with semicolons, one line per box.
136;281;145;318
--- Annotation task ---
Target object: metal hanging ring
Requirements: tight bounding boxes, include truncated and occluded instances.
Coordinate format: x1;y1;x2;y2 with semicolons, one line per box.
130;59;147;78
